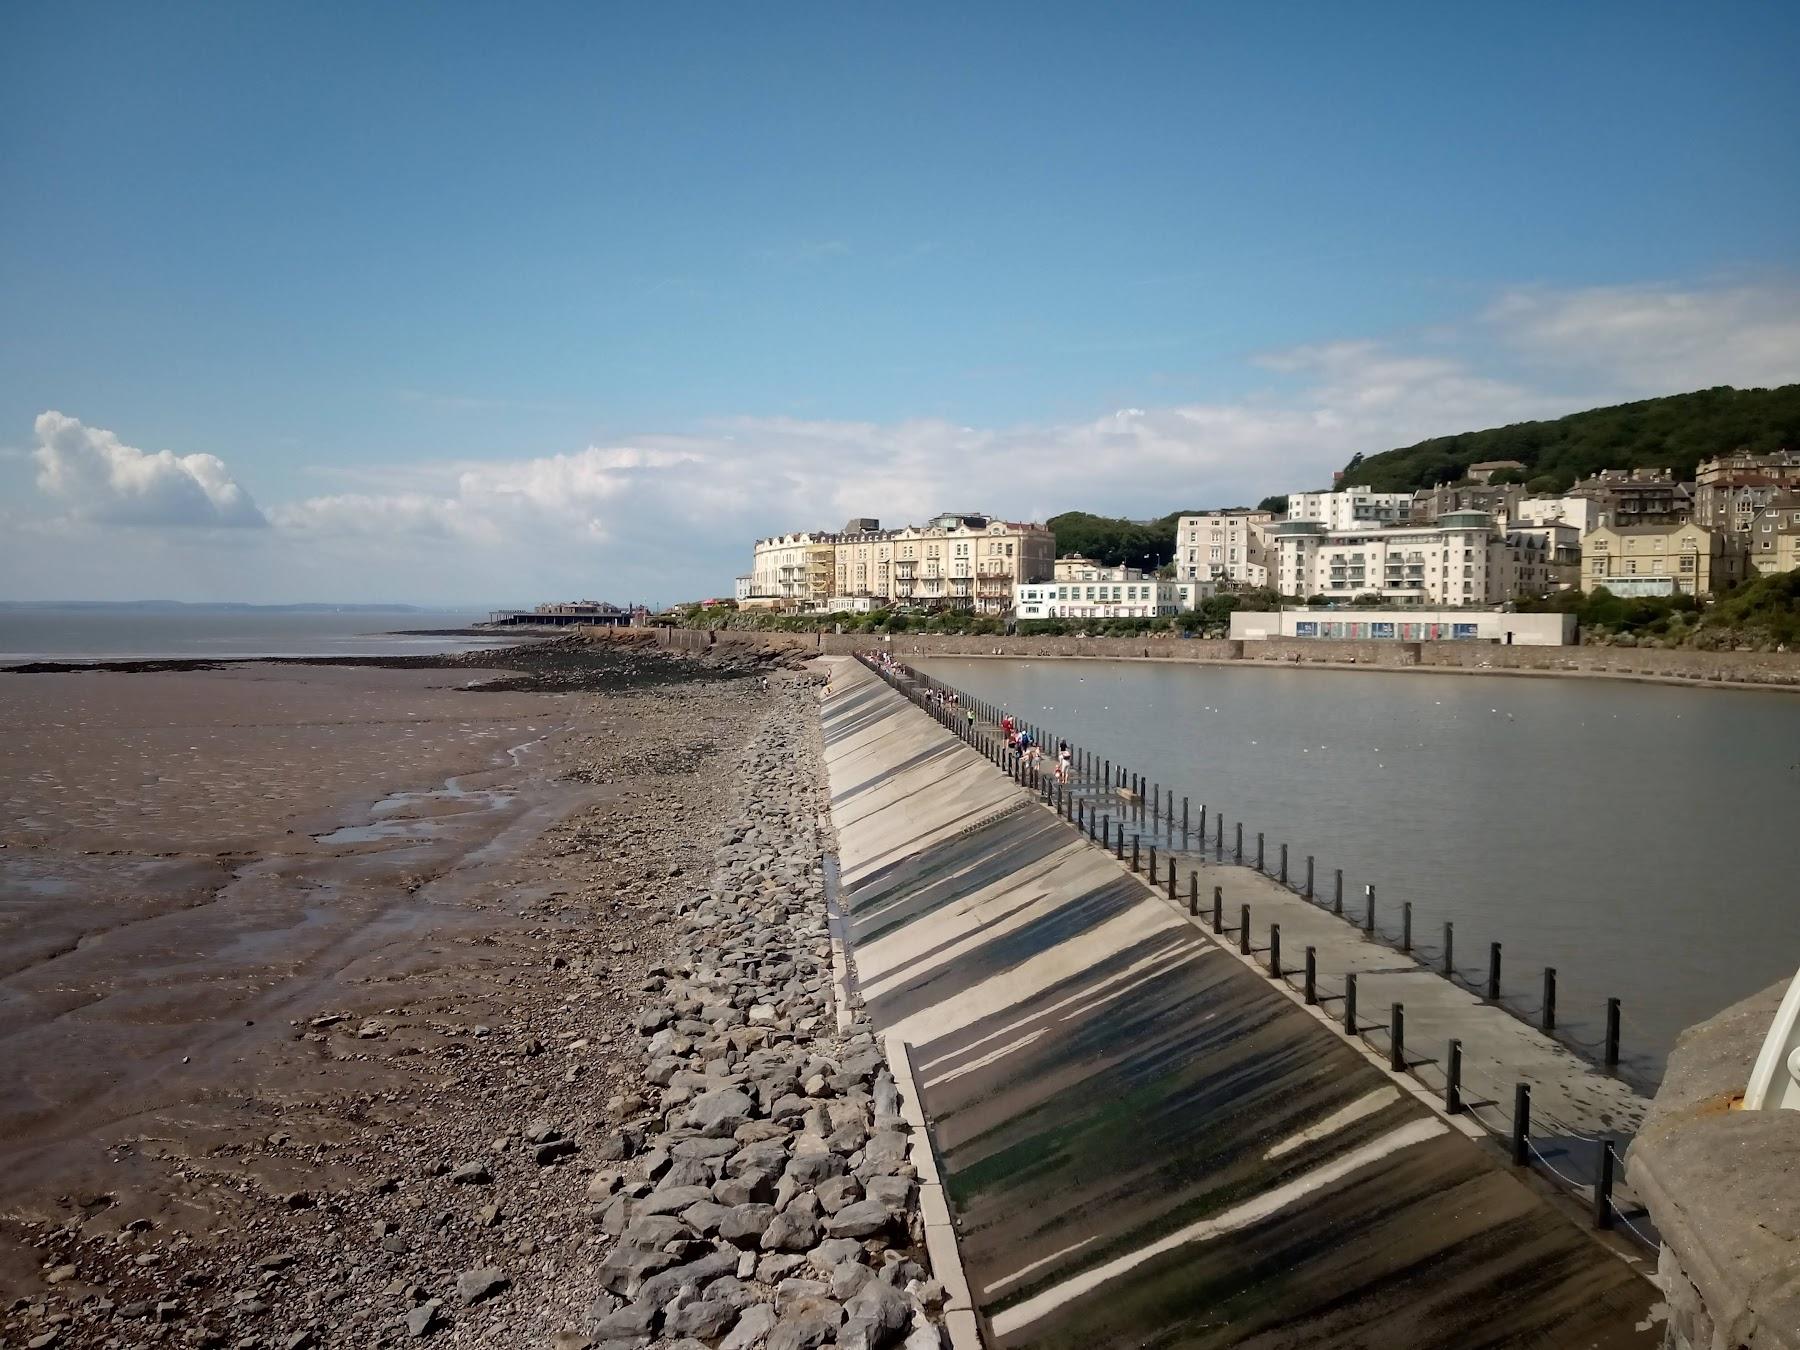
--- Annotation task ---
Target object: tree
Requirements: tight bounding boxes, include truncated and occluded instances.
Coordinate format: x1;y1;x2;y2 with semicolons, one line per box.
1257;494;1289;515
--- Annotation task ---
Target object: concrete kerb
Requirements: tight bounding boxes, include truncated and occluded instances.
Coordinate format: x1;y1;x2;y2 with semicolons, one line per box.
885;1033;984;1350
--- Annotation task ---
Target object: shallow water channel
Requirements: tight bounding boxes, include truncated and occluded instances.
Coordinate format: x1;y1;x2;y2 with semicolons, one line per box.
917;656;1800;1083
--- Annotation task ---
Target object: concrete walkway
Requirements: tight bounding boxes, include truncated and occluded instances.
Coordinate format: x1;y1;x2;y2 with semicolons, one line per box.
822;656;1658;1349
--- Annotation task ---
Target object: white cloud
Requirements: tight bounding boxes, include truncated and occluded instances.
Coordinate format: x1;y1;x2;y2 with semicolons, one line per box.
1486;282;1800;395
12;279;1798;603
32;411;266;527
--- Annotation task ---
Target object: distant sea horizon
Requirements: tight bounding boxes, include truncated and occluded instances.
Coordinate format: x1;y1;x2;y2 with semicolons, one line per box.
0;604;523;662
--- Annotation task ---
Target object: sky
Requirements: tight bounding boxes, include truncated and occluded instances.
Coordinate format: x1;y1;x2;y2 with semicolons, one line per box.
2;1;1798;605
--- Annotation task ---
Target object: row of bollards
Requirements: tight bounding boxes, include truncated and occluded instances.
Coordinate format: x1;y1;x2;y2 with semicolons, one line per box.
868;655;1631;1080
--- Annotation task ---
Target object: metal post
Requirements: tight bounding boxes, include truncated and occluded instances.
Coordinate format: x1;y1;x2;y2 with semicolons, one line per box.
1364;884;1375;934
1605;998;1621;1067
1594;1142;1615;1230
1187;873;1198;916
1166;858;1176;902
1304;947;1317;1004
1269;924;1281;979
1152;784;1159;818
1344;973;1358;1035
1235;822;1243;861
1542;968;1557;1031
1487;942;1502;1001
1256;832;1264;873
1103;758;1109;790
1182;796;1189;838
1148;842;1157;878
1443;922;1454;977
1390;1003;1405;1071
1512;1084;1531;1166
1077;800;1084;829
1114;823;1123;861
1279;843;1288;885
1305;854;1314;899
1212;884;1223;932
1333;868;1343;915
1238;904;1250;954
1446;1039;1463;1114
1132;837;1141;873
1402;901;1412;952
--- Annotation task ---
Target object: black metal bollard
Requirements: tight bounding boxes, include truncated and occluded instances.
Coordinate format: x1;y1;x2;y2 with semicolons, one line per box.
1364;884;1375;934
1077;800;1085;829
1446;1039;1463;1114
1487;942;1502;1001
1344;972;1358;1035
1543;968;1557;1031
1280;843;1288;885
1256;832;1265;872
1114;824;1124;861
1605;998;1621;1067
1148;842;1157;878
1235;822;1243;860
1443;922;1454;977
1402;901;1413;952
1187;873;1198;916
1594;1142;1615;1230
1512;1084;1531;1166
1182;796;1189;838
1166;858;1176;902
1269;924;1281;979
1304;947;1317;1004
1333;868;1343;915
1305;854;1314;899
1132;837;1141;873
1212;884;1223;932
1390;1003;1406;1071
1238;904;1251;954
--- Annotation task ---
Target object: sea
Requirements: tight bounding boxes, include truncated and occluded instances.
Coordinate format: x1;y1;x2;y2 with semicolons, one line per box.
0;607;519;662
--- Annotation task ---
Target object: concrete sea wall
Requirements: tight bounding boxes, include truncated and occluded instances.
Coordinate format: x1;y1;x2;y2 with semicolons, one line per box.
818;658;1659;1348
625;627;1800;691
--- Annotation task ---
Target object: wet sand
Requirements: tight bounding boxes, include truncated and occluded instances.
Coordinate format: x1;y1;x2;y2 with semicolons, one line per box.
0;640;796;1345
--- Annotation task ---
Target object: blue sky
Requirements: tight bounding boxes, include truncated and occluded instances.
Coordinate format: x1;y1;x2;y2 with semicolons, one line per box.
2;1;1797;603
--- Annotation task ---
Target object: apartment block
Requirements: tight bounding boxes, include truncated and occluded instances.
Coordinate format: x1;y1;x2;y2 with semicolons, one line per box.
1569;468;1692;527
1748;491;1800;576
1174;510;1273;587
1511;494;1597;535
1583;521;1743;597
1693;450;1800;539
1287;485;1413;530
1270;510;1551;606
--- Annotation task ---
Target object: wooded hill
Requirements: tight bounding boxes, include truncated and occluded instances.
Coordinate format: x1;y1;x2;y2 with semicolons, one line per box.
1337;384;1800;494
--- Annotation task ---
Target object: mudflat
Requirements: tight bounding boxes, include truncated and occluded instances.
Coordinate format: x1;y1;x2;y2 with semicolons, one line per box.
0;638;797;1345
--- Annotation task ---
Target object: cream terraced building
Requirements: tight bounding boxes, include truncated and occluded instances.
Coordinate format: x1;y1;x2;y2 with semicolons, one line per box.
750;513;1054;614
1174;510;1273;587
1583;521;1744;596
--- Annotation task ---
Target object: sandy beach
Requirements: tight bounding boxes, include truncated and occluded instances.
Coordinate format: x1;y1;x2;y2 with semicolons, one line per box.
0;638;801;1344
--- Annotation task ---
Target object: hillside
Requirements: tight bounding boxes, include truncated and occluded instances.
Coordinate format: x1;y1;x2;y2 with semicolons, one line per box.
1337;384;1800;494
1046;511;1188;569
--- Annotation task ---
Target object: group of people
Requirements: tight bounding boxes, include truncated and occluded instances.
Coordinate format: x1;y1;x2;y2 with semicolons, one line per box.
1000;712;1071;783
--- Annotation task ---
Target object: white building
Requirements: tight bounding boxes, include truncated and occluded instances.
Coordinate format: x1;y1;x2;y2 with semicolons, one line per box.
1230;608;1576;646
1511;495;1596;535
733;575;755;602
1174;511;1273;586
1270;511;1551;606
1014;573;1215;621
1287;485;1414;530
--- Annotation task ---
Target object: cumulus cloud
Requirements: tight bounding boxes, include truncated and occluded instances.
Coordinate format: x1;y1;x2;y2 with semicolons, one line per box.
32;411;265;526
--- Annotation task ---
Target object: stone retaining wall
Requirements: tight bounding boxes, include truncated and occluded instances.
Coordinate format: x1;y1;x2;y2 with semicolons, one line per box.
612;628;1800;690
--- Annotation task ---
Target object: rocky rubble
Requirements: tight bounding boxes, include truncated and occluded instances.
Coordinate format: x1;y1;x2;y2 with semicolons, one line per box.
573;696;945;1350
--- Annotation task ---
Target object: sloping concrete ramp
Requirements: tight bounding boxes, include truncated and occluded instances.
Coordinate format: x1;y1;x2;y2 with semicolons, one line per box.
822;660;1656;1349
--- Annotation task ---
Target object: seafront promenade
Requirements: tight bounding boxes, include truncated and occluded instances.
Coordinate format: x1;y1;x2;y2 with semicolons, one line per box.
821;653;1660;1347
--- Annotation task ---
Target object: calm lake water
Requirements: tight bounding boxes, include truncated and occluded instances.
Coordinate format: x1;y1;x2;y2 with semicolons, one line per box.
917;656;1800;1080
0;608;511;662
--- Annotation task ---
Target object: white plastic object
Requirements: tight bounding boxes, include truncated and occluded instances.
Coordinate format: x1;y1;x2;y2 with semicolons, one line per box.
1744;967;1800;1111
